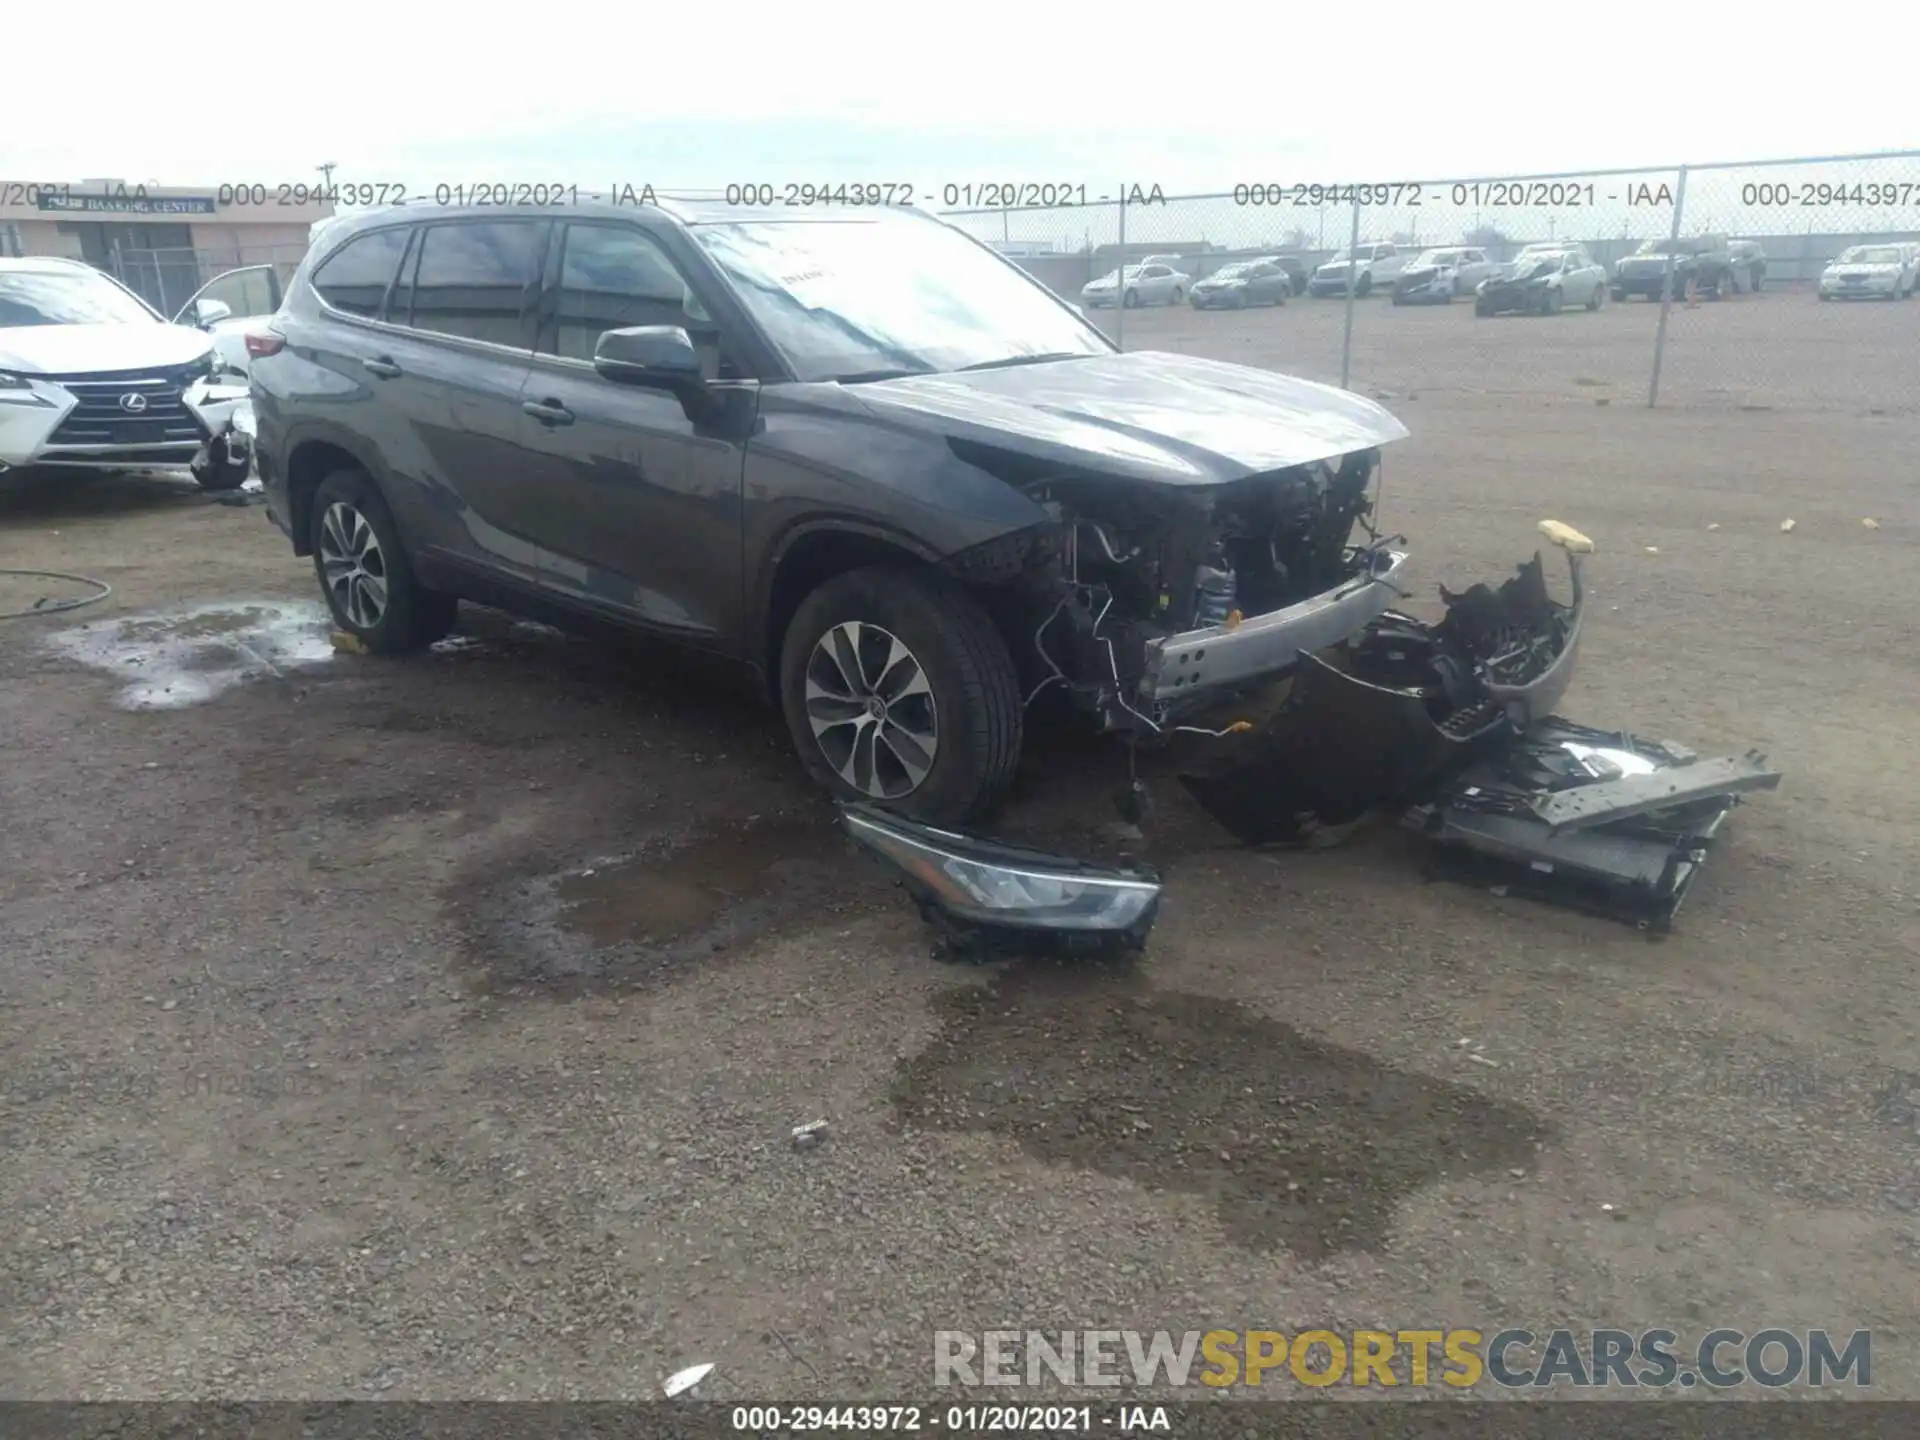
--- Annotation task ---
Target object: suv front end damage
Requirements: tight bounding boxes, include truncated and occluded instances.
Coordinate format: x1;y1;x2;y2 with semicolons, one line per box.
984;446;1408;739
1177;534;1587;846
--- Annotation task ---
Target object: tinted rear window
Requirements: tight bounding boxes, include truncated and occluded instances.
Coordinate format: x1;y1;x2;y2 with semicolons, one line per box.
310;228;409;318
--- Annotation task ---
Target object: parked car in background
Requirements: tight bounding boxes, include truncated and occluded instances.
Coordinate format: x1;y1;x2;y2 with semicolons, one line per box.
252;198;1416;825
1391;246;1496;304
1818;243;1917;300
1475;247;1609;315
1610;234;1736;301
175;265;286;378
1726;239;1767;293
1269;254;1312;296
0;256;250;487
1306;242;1408;297
1188;258;1291;308
1082;262;1189;308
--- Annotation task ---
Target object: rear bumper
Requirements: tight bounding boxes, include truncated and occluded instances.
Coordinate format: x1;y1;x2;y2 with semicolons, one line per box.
1139;547;1408;705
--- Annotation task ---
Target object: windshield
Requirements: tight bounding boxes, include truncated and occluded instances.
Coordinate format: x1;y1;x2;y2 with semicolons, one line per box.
1510;255;1564;279
1412;251;1461;268
692;218;1112;381
1841;246;1902;264
0;267;160;328
1210;263;1254;280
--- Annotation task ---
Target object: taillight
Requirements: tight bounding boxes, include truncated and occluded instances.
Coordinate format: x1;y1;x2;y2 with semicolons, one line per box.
245;331;286;358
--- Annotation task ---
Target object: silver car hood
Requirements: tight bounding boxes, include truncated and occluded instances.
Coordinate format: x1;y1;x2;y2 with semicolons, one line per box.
0;322;214;376
851;350;1410;487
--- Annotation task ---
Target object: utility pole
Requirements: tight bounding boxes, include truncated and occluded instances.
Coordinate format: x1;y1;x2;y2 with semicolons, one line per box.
317;162;337;193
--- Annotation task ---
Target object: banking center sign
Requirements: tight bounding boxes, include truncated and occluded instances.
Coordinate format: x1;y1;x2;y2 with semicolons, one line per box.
37;191;218;216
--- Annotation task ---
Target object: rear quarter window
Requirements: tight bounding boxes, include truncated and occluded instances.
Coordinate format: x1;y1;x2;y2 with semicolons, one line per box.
310;228;410;318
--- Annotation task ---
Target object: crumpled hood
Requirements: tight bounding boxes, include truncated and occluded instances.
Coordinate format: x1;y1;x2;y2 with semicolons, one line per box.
0;322;214;377
848;350;1410;487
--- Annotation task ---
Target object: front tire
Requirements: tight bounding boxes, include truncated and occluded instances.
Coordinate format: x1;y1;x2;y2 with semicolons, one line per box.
1586;282;1604;311
1123;289;1141;309
779;566;1022;826
310;469;457;654
1354;272;1373;297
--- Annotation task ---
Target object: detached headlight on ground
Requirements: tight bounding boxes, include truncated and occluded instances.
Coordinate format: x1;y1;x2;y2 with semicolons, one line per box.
840;803;1162;956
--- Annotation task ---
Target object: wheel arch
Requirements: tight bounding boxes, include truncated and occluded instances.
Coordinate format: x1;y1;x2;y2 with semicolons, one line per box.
283;428;390;556
756;521;948;702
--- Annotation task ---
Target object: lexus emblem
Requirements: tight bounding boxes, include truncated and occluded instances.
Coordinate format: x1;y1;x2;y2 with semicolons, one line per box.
118;393;149;414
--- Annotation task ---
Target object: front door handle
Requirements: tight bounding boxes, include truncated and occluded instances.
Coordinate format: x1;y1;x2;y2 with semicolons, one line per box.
362;356;402;379
521;398;575;426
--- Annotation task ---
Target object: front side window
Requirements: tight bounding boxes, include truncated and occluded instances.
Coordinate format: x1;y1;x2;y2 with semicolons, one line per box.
0;266;160;327
404;221;542;346
311;228;409;318
690;216;1111;382
544;224;729;374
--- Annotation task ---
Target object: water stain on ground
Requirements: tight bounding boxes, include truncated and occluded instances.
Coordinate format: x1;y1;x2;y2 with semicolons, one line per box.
44;600;335;710
893;964;1549;1260
459;810;885;993
556;815;835;949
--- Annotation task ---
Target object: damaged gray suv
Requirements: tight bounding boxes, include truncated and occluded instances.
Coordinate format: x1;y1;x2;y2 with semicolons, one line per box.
254;198;1421;824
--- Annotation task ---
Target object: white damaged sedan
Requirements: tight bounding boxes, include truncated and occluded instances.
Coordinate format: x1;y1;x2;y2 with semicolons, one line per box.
0;256;252;488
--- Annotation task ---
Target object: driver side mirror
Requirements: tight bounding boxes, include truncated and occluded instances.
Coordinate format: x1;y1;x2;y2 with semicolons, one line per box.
593;325;704;392
192;297;233;328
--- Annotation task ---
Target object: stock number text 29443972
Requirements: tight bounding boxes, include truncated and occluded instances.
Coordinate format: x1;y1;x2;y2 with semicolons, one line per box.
215;182;407;207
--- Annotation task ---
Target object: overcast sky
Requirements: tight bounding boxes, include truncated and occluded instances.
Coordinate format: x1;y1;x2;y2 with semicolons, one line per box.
4;5;1911;199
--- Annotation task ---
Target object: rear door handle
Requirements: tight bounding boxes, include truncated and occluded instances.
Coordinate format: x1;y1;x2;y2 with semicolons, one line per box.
362;356;402;378
521;398;575;426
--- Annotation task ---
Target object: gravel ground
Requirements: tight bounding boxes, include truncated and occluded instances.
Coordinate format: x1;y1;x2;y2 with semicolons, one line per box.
2;302;1918;1403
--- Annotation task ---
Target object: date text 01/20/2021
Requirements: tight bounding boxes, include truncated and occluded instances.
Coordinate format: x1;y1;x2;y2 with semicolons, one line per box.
725;1404;1170;1432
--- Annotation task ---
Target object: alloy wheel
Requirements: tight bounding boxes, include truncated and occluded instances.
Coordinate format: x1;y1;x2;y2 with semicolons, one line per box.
803;621;940;799
319;500;389;629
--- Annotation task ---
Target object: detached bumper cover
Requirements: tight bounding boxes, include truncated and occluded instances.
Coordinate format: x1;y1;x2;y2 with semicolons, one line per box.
1140;547;1409;704
840;803;1162;956
1178;547;1585;845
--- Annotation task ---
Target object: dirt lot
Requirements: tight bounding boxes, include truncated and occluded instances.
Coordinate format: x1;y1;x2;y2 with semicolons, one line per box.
3;299;1919;1404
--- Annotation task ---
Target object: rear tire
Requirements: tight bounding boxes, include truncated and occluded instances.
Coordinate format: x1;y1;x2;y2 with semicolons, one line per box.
1611;287;1626;303
1474;297;1493;317
779;566;1022;826
309;468;457;654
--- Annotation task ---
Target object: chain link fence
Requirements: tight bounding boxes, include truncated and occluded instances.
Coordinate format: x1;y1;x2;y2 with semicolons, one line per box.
944;148;1920;414
103;244;310;322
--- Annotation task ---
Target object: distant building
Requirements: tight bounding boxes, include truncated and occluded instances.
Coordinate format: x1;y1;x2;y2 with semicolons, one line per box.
0;179;335;314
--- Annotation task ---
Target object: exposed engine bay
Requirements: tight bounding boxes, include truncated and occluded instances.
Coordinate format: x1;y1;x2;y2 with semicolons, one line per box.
996;447;1400;736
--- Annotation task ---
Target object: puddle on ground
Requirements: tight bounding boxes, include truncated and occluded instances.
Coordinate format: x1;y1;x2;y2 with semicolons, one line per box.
460;811;882;992
557;815;833;949
44;601;335;710
893;965;1549;1260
